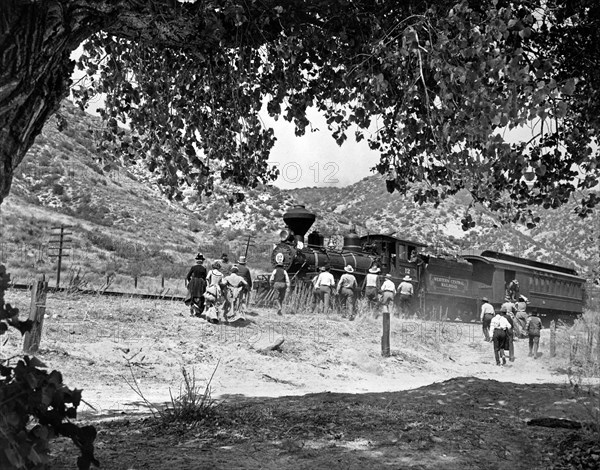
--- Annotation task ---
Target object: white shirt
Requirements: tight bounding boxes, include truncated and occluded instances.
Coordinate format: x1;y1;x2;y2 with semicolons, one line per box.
480;302;495;321
398;281;413;296
337;273;357;291
380;279;396;294
365;273;379;287
315;271;335;287
490;314;511;331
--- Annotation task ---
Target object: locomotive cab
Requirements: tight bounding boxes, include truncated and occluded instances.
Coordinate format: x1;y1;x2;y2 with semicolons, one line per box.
359;234;425;283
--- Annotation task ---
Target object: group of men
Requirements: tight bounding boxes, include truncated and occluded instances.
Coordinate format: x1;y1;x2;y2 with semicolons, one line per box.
185;252;253;323
267;260;416;319
189;253;418;320
480;294;544;366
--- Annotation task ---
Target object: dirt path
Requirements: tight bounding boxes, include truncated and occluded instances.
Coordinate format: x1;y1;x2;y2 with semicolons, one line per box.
2;290;598;469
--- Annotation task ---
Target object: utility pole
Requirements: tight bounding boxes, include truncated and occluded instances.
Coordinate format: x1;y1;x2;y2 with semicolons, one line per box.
48;225;72;289
244;235;255;259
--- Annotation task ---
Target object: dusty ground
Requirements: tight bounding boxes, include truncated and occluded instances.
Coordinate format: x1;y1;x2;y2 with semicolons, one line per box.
3;289;599;469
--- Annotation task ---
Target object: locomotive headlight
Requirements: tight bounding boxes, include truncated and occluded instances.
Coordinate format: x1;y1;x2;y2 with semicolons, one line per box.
279;229;289;241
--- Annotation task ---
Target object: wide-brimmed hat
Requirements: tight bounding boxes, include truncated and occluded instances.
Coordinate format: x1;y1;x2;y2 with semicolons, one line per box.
344;265;354;273
385;273;392;279
195;252;204;261
230;265;239;273
238;256;247;264
482;297;489;302
369;266;380;274
403;275;411;281
212;260;222;269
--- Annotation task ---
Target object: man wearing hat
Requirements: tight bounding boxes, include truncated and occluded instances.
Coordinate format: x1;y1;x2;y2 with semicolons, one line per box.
184;253;207;317
380;273;397;316
314;265;335;314
397;275;414;317
362;265;381;311
236;256;253;313
269;256;290;315
480;297;495;342
337;265;358;319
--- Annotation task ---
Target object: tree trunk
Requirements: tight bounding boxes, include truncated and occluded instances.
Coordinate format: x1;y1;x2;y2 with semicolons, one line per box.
0;1;106;205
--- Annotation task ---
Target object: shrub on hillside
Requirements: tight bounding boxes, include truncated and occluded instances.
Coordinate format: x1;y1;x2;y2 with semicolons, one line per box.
57;140;75;153
52;183;64;196
37;149;52;167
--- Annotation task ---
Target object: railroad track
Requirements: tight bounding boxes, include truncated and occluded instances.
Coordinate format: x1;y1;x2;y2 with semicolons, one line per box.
7;283;186;301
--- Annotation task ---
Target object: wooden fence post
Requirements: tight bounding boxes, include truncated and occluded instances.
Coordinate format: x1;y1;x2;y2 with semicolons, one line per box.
381;311;391;357
23;274;48;355
597;322;600;370
550;320;556;358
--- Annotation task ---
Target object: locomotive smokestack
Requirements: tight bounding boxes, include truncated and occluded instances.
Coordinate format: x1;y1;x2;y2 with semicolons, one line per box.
283;205;316;243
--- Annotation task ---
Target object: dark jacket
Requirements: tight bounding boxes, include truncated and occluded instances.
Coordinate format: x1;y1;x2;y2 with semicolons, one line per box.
237;264;252;289
526;316;543;336
186;264;207;281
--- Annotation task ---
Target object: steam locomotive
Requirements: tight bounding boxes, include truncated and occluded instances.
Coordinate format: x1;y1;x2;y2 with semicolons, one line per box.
257;205;586;324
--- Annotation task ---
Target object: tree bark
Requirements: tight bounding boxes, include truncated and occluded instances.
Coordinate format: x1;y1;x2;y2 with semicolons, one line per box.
0;1;105;205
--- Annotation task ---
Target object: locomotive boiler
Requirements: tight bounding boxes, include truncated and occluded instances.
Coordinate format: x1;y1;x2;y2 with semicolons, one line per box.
258;205;586;324
271;205;379;280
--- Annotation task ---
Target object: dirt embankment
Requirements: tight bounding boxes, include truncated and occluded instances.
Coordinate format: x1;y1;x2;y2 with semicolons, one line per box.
3;290;598;469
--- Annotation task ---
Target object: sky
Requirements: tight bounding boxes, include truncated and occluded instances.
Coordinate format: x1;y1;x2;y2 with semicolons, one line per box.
262;111;380;189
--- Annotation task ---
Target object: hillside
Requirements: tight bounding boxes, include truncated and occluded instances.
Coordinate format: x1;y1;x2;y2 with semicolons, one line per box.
1;99;598;293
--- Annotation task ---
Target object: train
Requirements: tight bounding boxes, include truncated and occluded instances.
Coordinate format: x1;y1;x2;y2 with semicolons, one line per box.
255;205;586;324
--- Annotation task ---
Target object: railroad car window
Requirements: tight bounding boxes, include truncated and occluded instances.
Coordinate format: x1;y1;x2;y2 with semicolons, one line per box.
398;244;407;261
